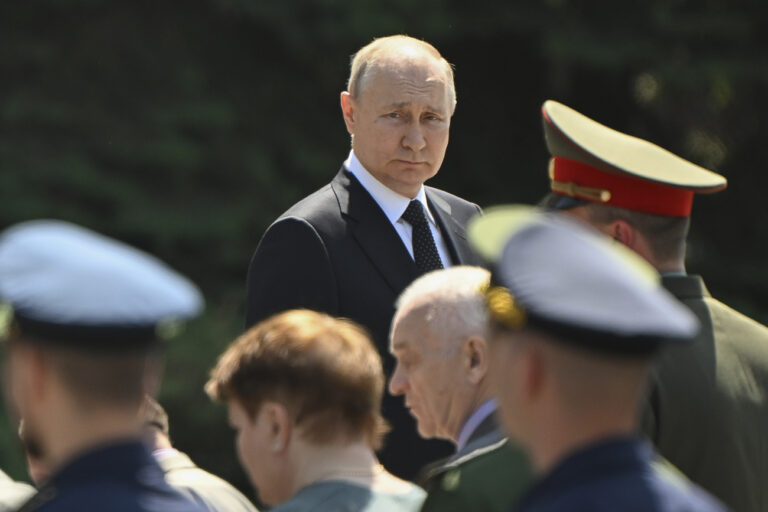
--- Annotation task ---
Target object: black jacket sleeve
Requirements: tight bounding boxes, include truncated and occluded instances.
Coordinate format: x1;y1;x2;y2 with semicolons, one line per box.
245;216;338;327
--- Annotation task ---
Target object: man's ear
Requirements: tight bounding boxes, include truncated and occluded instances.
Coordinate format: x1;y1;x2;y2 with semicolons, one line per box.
340;91;356;135
464;336;489;385
263;402;293;454
608;219;635;248
522;347;545;403
26;346;50;401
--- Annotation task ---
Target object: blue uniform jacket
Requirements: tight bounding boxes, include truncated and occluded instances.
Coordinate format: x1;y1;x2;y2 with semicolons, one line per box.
514;437;727;512
17;440;207;512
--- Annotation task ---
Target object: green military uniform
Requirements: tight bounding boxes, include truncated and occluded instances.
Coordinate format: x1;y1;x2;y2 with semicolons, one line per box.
420;438;531;512
535;100;760;510
0;469;35;512
642;274;768;512
156;450;259;512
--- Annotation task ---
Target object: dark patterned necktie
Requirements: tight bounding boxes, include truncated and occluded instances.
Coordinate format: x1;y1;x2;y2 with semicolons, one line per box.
401;200;444;273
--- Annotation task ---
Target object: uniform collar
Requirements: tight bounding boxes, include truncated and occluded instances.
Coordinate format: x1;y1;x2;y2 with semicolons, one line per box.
344;150;435;227
661;274;710;300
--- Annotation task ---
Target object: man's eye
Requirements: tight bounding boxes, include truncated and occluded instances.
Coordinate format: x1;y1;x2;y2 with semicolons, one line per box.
424;114;439;121
387;112;401;119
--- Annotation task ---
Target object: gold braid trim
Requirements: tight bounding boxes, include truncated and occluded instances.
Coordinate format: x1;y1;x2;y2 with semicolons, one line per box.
548;160;611;203
550;179;612;203
485;286;527;330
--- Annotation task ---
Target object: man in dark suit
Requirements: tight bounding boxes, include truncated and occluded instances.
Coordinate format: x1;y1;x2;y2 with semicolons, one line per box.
538;99;768;512
245;35;481;479
389;266;530;511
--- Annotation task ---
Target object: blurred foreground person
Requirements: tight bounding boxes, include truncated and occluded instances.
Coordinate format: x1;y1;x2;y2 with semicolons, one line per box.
539;99;768;511
389;266;530;511
0;469;34;511
0;220;206;512
206;310;426;512
19;395;259;512
142;396;259;512
469;207;725;511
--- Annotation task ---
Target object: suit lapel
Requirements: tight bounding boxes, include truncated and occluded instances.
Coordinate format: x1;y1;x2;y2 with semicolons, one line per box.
332;168;418;295
426;188;473;265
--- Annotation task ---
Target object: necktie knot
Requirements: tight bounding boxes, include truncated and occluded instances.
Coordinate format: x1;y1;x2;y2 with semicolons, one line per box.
402;200;429;227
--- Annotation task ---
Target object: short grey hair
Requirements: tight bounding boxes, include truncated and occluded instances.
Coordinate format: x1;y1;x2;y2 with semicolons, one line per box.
347;35;456;105
395;266;490;354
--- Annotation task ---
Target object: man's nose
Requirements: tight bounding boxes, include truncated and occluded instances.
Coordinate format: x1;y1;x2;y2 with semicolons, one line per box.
388;364;408;396
401;122;426;152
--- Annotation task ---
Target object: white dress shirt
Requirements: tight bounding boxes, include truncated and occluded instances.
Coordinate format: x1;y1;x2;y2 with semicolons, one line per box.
344;150;452;268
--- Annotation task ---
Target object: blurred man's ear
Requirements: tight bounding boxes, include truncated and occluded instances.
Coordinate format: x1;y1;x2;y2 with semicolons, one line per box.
340;91;356;135
263;401;293;454
608;220;635;248
522;347;545;403
18;346;49;404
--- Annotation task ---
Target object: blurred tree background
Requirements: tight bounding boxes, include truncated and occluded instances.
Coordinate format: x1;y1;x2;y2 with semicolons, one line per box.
2;0;767;498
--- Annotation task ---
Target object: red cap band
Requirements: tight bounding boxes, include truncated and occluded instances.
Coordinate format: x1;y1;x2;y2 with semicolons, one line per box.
551;157;694;217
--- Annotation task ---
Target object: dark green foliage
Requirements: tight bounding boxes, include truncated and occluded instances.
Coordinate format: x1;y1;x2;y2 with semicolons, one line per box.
1;0;766;492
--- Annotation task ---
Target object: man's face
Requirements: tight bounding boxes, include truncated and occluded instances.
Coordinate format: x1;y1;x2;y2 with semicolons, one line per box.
342;56;454;198
389;304;467;441
228;400;289;506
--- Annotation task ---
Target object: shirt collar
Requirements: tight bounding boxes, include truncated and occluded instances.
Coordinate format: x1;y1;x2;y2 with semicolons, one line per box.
456;398;498;452
344;150;436;227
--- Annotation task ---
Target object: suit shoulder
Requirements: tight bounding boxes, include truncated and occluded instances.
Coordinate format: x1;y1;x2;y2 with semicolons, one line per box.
274;183;341;229
425;187;481;213
704;296;768;338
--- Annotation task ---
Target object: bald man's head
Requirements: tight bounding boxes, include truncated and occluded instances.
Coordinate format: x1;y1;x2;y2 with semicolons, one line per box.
347;35;456;105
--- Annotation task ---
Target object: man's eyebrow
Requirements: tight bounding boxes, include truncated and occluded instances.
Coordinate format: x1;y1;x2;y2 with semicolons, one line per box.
426;105;448;114
383;101;410;110
381;102;447;114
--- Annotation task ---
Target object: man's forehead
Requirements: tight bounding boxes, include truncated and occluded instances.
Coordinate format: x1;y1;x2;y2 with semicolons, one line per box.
363;60;450;97
390;302;435;351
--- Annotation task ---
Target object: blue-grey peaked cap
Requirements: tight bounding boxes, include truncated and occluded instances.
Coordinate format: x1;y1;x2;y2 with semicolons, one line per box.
0;220;203;345
470;206;699;354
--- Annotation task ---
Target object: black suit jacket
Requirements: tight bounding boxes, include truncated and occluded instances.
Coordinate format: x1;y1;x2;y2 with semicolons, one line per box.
246;167;482;479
